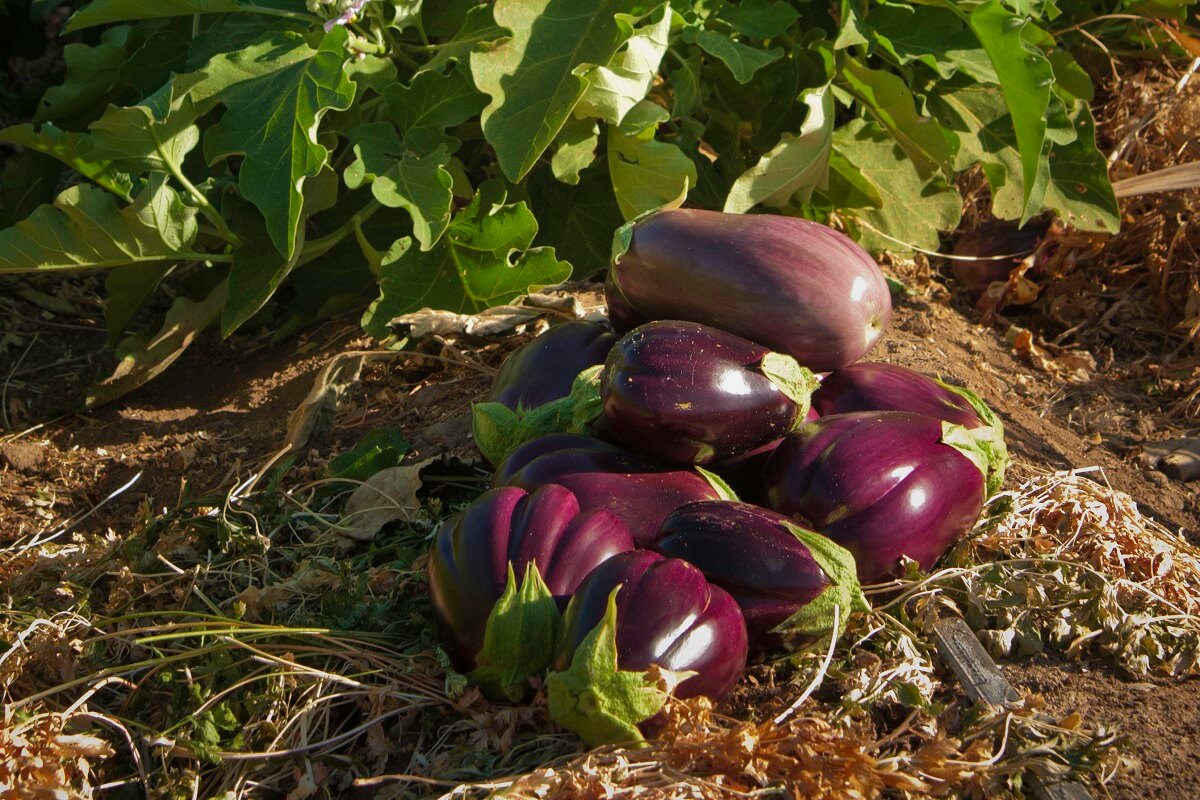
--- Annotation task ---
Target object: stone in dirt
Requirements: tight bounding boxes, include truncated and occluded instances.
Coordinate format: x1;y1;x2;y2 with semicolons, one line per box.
0;441;47;473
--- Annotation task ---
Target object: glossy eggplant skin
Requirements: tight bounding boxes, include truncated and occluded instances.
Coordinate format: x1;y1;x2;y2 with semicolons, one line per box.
605;271;648;333
813;363;981;429
494;434;723;547
554;550;747;701
655;501;831;647
610;209;892;371
428;484;635;671
601;321;808;465
765;411;985;583
487;321;617;411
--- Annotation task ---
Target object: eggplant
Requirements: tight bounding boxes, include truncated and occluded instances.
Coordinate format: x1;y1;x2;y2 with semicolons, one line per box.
812;362;1007;494
473;321;616;466
494;433;730;547
765;411;987;583
600;321;819;465
655;501;868;649
547;550;747;746
427;483;635;699
608;209;891;370
487;321;617;410
605;271;648;332
951;219;1050;301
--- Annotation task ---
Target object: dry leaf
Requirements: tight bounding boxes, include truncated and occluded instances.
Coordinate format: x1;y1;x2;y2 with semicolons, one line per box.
340;457;435;541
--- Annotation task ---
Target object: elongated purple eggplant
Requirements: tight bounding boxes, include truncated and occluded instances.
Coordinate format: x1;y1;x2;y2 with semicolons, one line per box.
609;209;892;370
765;411;988;583
951;219;1050;300
655;501;868;649
547;550;747;746
487;321;617;410
600;321;818;465
605;271;647;332
494;433;730;547
427;483;635;699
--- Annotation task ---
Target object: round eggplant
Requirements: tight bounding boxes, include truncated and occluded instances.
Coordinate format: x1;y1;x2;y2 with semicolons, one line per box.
600;321;818;465
494;433;728;547
609;209;892;371
427;483;635;698
655;501;867;649
765;411;987;583
812;363;1007;494
547;550;748;746
487;320;617;410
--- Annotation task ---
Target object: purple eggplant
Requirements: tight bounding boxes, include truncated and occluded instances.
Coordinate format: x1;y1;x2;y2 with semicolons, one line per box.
609;209;892;370
605;271;648;332
655;501;867;649
547;550;747;745
812;363;1007;494
494;433;729;547
427;483;635;699
600;321;818;465
765;411;988;583
951;219;1050;301
487;321;617;410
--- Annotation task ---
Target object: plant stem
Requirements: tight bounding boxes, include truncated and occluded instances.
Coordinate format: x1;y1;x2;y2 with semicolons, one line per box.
298;199;384;265
155;131;241;247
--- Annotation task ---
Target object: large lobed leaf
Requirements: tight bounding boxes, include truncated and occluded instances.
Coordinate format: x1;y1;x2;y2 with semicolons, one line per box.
66;0;309;32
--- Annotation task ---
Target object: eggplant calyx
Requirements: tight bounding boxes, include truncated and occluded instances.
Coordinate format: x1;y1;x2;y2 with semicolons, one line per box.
472;366;604;466
547;587;667;747
940;420;1006;497
935;379;1009;496
773;523;870;646
469;562;561;703
610;179;691;265
759;352;819;426
695;466;740;501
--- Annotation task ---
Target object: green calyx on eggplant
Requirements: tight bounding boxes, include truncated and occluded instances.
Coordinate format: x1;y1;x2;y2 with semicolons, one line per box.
426;483;635;700
812;362;1008;495
765;411;989;583
493;433;735;547
547;550;748;747
600;321;819;466
608;208;892;371
655;501;868;651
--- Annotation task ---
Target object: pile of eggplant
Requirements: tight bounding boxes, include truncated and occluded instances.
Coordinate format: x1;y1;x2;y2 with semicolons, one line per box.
428;209;1009;747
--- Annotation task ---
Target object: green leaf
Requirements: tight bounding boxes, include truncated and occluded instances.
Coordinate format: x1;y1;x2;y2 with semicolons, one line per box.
383;66;487;153
362;191;571;337
472;365;603;466
35;25;139;127
327;429;411;482
695;466;739;502
838;56;952;178
0;152;60;229
968;0;1053;222
422;3;507;75
469;562;563;702
716;0;799;39
547;587;666;747
222;223;302;336
344;53;399;100
759;352;819;418
0;123;133;201
936;379;1009;496
550;117;601;185
120;30;191;96
724;85;832;212
198;27;355;258
1038;101;1118;233
575;3;672;125
827;121;961;253
0;181;202;274
344;123;454;250
88;278;228;408
66;0;308;32
470;0;638;181
868;4;997;83
607;111;696;220
530;167;624;278
104;263;173;345
87;75;202;174
695;30;782;84
776;522;869;642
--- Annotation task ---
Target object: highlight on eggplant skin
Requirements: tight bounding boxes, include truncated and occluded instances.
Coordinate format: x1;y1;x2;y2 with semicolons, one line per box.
487;320;617;411
610;208;892;371
426;483;635;672
654;501;832;647
553;550;748;702
813;362;982;428
764;411;986;583
492;434;725;547
600;321;815;465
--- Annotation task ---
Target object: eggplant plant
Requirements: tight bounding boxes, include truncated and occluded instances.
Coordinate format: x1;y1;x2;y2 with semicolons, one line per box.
494;433;734;547
547;550;747;746
765;411;988;583
608;209;893;371
655;501;868;649
601;321;819;465
812;362;1008;493
427;483;634;700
